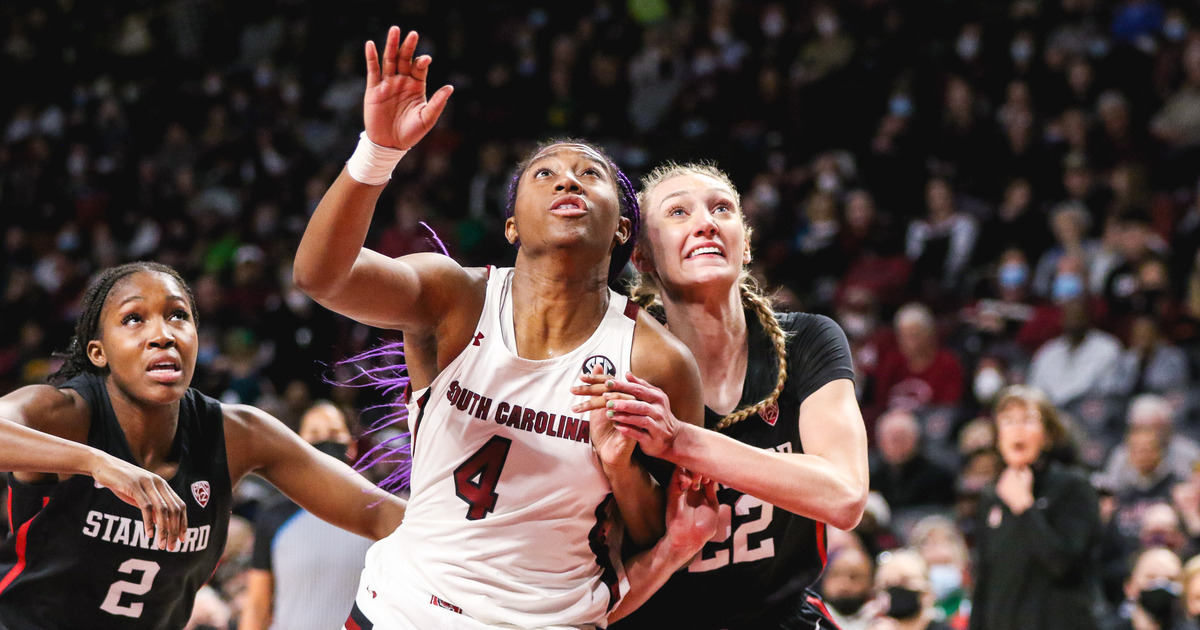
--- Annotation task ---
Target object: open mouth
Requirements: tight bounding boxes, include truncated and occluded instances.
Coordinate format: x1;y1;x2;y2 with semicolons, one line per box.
550;195;587;217
147;359;183;383
686;245;725;259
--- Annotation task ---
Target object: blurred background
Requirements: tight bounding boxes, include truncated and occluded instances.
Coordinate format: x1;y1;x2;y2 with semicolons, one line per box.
5;0;1200;627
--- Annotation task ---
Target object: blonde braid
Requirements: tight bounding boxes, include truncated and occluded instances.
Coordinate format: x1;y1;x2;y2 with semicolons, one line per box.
716;274;790;430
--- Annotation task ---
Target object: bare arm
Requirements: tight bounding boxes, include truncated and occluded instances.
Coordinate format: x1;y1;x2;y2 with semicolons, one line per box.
603;377;869;530
0;384;190;547
293;26;459;332
238;568;273;630
608;468;718;622
577;316;705;546
224;404;405;541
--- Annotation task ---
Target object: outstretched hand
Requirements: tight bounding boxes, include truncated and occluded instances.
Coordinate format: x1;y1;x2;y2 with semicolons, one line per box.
363;26;454;150
91;453;188;550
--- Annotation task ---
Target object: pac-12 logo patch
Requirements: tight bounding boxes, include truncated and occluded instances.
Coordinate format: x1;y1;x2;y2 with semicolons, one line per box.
191;481;211;508
582;355;617;376
760;402;779;426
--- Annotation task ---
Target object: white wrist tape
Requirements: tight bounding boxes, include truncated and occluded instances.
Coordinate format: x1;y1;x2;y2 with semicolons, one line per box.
346;131;407;185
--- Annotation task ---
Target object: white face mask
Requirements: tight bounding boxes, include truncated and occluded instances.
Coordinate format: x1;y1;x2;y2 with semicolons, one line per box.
974;367;1005;403
928;563;963;600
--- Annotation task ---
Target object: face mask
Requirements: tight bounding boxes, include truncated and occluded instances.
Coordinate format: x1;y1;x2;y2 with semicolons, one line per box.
974;367;1005;403
1011;39;1033;63
889;95;914;117
313;441;349;463
957;34;980;60
927;564;962;600
885;585;922;620
825;593;870;616
817;15;839;38
1052;274;1084;302
1139;582;1179;626
817;171;841;193
1164;20;1188;42
998;262;1028;289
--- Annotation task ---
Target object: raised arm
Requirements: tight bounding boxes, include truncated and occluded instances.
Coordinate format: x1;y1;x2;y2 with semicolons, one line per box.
224;404;405;541
293;26;460;332
0;385;189;547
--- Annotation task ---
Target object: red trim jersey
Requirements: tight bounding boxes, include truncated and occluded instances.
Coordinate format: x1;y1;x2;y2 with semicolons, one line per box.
0;372;231;630
614;312;855;630
367;267;633;628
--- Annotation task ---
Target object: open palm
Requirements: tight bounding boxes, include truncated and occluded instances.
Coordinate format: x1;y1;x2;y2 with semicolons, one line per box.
363;26;453;150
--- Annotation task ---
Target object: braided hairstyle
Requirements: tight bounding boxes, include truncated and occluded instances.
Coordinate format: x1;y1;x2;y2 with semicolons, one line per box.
49;262;198;385
505;139;640;286
629;162;789;430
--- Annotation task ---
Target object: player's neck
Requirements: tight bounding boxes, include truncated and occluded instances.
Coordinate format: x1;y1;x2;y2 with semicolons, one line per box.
106;387;180;469
510;262;610;360
661;290;748;414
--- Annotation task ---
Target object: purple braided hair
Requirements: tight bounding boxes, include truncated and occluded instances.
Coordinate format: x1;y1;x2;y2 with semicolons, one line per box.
504;139;640;286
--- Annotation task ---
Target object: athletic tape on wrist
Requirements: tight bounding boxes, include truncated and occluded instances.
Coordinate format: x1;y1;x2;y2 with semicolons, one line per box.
346;131;407;185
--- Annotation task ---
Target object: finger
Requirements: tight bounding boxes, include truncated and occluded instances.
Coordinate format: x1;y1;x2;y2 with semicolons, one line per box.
163;484;188;546
571;397;609;414
704;479;719;504
397;30;419;77
136;491;156;539
365;41;381;89
604;376;667;405
421;85;454;128
382;26;400;77
411;55;432;82
606;399;657;418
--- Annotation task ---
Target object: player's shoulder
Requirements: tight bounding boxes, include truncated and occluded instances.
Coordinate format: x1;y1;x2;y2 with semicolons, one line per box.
0;383;90;442
630;308;695;374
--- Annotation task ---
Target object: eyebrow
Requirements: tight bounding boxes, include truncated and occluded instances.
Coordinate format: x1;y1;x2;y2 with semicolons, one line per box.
117;294;188;307
658;187;733;207
528;150;608;171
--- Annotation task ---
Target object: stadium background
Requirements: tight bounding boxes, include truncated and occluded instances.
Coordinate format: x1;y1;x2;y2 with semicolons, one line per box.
4;0;1200;626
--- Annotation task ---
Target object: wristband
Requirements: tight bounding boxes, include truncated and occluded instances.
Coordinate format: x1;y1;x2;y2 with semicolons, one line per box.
346;131;407;185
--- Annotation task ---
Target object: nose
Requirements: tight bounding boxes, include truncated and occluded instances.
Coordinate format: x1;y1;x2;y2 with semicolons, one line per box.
554;171;582;193
146;318;176;349
692;210;719;237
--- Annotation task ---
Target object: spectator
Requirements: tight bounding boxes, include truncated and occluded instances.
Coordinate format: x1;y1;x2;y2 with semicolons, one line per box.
1105;395;1200;494
905;177;979;304
870;409;958;512
1102;546;1186;630
908;515;972;629
870;548;951;630
1107;316;1191;397
1026;297;1122;407
870;303;964;423
821;546;878;630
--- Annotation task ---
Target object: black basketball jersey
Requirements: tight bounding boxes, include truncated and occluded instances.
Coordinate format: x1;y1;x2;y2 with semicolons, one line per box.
0;372;232;630
615;312;855;630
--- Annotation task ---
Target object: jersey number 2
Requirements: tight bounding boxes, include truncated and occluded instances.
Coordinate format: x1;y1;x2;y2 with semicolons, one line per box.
454;436;512;520
688;494;775;572
100;558;160;618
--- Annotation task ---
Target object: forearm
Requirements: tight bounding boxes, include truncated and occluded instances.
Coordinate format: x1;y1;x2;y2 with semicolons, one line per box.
669;425;865;529
293;167;388;299
0;420;101;477
238;569;273;630
604;459;664;547
609;533;696;623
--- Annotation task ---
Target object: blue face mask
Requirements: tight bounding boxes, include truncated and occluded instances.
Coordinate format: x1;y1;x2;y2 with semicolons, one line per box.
998;263;1028;289
1052;274;1084;302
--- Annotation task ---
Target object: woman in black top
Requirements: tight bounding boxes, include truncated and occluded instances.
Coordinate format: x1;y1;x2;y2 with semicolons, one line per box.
0;262;406;630
579;163;870;628
969;385;1102;630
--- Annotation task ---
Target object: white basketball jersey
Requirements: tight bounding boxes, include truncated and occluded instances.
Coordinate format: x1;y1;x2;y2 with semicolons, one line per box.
367;267;636;628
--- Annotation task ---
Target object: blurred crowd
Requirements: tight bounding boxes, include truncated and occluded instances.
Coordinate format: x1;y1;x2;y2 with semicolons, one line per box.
5;0;1200;627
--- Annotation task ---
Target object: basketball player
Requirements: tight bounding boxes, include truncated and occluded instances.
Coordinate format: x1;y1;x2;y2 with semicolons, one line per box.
582;163;870;629
0;262;406;630
293;27;710;629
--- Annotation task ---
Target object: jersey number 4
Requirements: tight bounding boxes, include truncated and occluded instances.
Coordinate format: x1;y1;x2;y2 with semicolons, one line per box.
688;494;775;572
100;558;160;618
454;436;512;520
